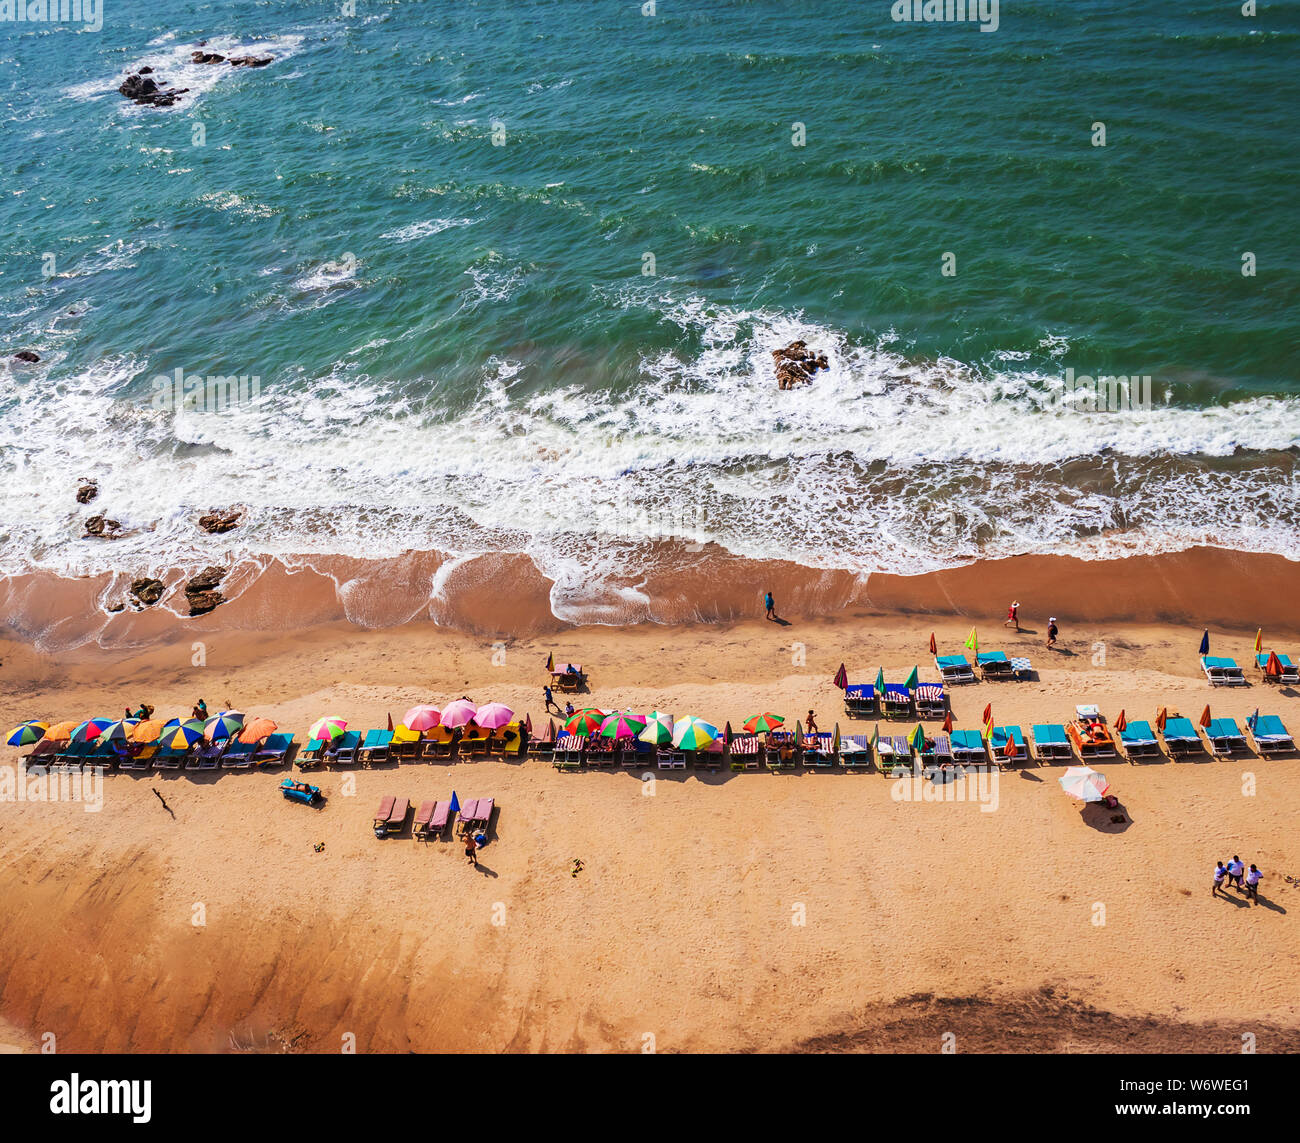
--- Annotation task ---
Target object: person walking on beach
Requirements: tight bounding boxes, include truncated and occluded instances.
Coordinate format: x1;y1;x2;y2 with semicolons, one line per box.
1244;864;1262;901
806;709;818;735
543;685;561;715
1227;855;1245;890
1046;618;1058;650
1212;860;1227;897
1003;600;1020;631
764;590;776;621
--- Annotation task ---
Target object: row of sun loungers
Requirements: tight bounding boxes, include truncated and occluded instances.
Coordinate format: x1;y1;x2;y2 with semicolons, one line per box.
386;795;496;840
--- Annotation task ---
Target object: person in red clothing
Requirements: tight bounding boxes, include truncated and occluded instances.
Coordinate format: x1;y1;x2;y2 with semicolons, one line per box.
1003;600;1020;631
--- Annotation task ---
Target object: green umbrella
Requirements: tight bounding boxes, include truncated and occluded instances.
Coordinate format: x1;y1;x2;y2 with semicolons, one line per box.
6;720;47;747
204;710;245;741
743;712;785;735
672;716;719;751
564;708;605;736
639;711;675;745
874;667;885;695
164;719;205;750
308;715;347;743
600;712;647;739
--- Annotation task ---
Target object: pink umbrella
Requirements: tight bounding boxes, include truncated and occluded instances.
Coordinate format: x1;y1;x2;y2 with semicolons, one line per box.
440;699;478;728
474;702;514;730
403;705;441;732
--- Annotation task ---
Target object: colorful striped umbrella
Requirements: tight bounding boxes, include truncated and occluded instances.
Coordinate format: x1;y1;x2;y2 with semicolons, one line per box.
1059;766;1110;802
164;719;206;750
403;705;441;732
639;711;674;745
131;718;167;743
308;716;347;743
440;699;478;728
44;721;79;743
71;717;113;744
600;712;646;740
6;721;47;747
672;716;719;751
204;710;245;741
565;708;604;736
96;718;140;744
743;712;784;735
238;717;278;745
474;702;515;730
907;724;925;752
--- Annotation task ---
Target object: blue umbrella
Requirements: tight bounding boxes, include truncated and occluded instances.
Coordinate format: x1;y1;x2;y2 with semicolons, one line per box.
1199;629;1210;655
449;790;460;814
1248;708;1259;733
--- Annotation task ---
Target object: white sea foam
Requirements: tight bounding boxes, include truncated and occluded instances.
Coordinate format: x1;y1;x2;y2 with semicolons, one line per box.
379;217;477;243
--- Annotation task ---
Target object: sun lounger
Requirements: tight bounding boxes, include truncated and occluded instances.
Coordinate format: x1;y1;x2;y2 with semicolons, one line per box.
801;732;835;767
359;728;393;765
554;732;585;771
1067;708;1117;758
491;723;526;755
624;738;655;769
763;730;797;771
1161;717;1202;756
459;797;494;832
1249;714;1294;754
988;725;1026;766
299;737;326;766
840;734;871;769
52;741;91;769
221;740;257;769
915;683;945;719
1201;656;1247;687
915;734;952;767
1118;720;1160;758
976;651;1014;680
253;732;295;767
333;730;362;765
430;799;452;833
693;735;725;771
843;683;877;717
585;735;616;768
1030;724;1070;761
1009;656;1033;681
876;734;913;776
117;741;158;771
935;654;975;684
152;744;189;770
728;734;761;771
655;742;686;769
280;778;321;806
950;729;986;765
1256;652;1299;684
22;739;58;765
188;740;226;770
389;726;421;760
421;726;455;759
880;683;913;718
1206;717;1249;757
413;800;437;841
373;795;409;838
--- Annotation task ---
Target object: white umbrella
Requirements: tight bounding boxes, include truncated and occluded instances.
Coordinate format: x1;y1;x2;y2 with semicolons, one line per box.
1059;766;1110;802
639;710;674;746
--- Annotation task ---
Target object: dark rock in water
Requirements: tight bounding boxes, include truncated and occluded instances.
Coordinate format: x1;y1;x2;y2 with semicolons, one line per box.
85;515;122;538
191;51;227;64
106;601;126;613
130;577;165;607
76;480;99;504
771;340;830;389
138;66;153;74
197;507;243;534
228;55;273;68
119;73;190;107
184;565;228;615
13;350;40;362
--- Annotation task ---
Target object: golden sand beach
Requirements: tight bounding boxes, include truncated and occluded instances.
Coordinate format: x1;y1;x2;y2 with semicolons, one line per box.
2;559;1299;1053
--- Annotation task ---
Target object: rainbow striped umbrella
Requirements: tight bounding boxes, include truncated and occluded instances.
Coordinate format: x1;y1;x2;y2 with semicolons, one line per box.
71;717;113;744
672;716;719;751
564;708;605;736
164;719;206;750
639;711;675;745
96;718;140;744
600;712;647;740
403;705;441;732
308;715;347;743
6;720;48;747
204;710;245;741
743;712;785;735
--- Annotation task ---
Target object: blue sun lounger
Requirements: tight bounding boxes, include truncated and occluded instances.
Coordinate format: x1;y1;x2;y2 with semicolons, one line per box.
915;683;945;719
976;651;1014;680
915;734;952;767
333;730;363;764
254;732;295;766
843;683;877;717
1201;656;1246;686
935;654;975;684
1206;717;1249;757
1161;717;1202;756
950;729;987;764
360;728;393;765
840;734;872;768
876;735;913;776
1257;653;1299;684
1118;720;1160;758
221;740;257;769
1031;723;1072;761
881;683;913;717
989;725;1026;765
1249;714;1294;754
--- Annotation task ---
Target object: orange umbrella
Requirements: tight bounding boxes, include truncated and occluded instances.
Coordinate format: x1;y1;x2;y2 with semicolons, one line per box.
45;720;79;743
238;717;278;745
131;719;166;743
1002;737;1018;760
1199;705;1212;729
1266;651;1283;677
1156;706;1168;731
942;710;954;734
1114;709;1127;732
929;632;937;655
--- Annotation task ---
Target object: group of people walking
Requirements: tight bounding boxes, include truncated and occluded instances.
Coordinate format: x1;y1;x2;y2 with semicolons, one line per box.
1213;856;1263;902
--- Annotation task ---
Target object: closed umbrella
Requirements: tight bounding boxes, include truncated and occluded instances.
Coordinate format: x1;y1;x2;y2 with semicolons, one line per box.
403;705;441;732
1059;766;1110;802
308;716;347;743
204;711;245;741
6;721;48;747
639;711;674;745
673;716;719;751
239;717;278;745
600;712;646;740
475;702;515;730
440;699;478;728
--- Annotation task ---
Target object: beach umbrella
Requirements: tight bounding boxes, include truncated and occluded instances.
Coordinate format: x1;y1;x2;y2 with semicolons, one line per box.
440;699;478;728
929;632;937;655
600;712;646;740
743;712;785;735
1199;629;1210;655
308;715;347;743
904;665;919;689
238;717;278;745
6;721;47;747
131;718;167;743
1199;704;1212;729
1059;766;1110;802
544;652;554;673
164;718;205;750
524;713;533;735
907;724;925;752
1002;736;1018;761
204;710;245;741
1255;629;1263;655
965;627;978;654
639;711;675;745
475;702;515;730
71;717;113;744
942;710;953;734
870;723;880;751
95;717;140;744
1266;651;1283;677
564;708;604;736
449;790;461;815
1156;707;1167;731
403;704;441;732
833;663;848;690
874;666;885;695
1114;709;1127;733
44;720;79;743
982;706;994;738
672;716;718;751
832;724;840;756
1247;708;1259;733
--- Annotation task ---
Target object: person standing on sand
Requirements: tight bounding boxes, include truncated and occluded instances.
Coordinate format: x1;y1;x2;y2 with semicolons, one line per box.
465;834;478;867
806;709;818;735
1245;864;1262;901
1227;855;1245;890
192;698;208;720
1046;618;1058;650
764;590;776;621
1212;861;1227;896
1004;600;1020;631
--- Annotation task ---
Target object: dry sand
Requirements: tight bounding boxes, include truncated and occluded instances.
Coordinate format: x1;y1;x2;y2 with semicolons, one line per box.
1;605;1299;1053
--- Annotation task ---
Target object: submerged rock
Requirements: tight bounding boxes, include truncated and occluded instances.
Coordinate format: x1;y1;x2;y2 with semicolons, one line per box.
13;350;40;363
76;480;99;505
228;55;273;68
85;515;122;538
184;566;228;616
119;73;190;107
197;507;244;534
191;51;226;64
130;577;165;607
771;340;829;389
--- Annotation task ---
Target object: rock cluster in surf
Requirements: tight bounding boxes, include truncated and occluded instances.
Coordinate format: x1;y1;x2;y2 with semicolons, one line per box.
119;43;274;109
772;340;829;389
198;507;244;534
184;566;228;616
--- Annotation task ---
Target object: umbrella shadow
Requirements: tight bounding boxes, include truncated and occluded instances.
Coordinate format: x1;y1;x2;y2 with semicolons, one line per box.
1079;801;1133;834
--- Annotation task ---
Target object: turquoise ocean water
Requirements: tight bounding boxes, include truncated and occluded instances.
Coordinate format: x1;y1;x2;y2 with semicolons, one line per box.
0;1;1297;621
